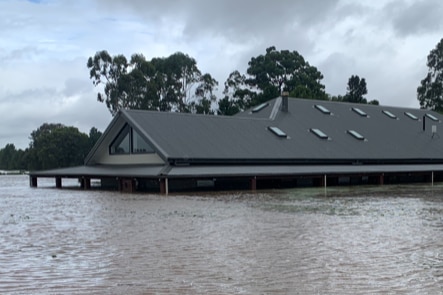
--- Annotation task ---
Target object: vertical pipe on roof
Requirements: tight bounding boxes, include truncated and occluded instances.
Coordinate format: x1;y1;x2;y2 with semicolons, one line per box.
282;91;289;113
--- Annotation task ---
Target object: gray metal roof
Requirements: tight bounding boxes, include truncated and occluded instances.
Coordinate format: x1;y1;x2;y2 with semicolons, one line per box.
118;97;443;165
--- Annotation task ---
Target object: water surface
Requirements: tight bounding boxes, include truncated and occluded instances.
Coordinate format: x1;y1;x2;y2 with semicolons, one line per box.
1;175;443;294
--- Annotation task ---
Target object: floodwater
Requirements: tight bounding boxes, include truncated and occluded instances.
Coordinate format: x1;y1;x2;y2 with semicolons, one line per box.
1;175;443;294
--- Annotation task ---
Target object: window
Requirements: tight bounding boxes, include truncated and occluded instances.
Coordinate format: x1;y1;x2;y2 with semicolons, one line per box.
382;110;397;119
310;128;329;139
426;113;439;122
404;112;418;120
110;124;130;154
110;124;154;154
352;107;367;117
252;102;269;113
314;104;331;115
347;130;365;141
268;126;287;138
132;129;154;153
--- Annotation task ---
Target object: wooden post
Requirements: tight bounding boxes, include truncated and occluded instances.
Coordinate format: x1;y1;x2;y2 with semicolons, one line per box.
55;177;62;188
84;178;91;190
30;176;38;187
324;174;327;197
250;177;257;191
160;178;169;195
121;178;135;193
432;171;434;187
379;173;384;185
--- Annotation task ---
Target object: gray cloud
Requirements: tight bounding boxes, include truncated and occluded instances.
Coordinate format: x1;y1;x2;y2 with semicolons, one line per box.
1;0;442;149
386;0;443;36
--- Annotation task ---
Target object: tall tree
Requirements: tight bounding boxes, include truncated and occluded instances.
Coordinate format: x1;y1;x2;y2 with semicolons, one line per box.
344;75;368;103
218;70;257;115
0;144;20;170
87;51;218;115
28;123;90;170
88;127;103;149
246;46;327;105
87;51;129;115
417;38;443;112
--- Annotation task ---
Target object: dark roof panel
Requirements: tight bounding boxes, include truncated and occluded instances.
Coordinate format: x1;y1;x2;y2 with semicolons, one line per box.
113;97;443;164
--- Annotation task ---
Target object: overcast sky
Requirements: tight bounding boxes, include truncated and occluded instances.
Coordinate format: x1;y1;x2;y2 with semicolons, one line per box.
1;0;443;149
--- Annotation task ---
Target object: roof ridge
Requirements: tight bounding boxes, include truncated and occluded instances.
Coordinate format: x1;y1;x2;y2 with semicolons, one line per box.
123;108;271;121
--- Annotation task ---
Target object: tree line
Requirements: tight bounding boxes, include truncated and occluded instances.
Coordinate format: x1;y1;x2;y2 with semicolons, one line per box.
0;124;102;171
87;46;378;116
2;40;443;171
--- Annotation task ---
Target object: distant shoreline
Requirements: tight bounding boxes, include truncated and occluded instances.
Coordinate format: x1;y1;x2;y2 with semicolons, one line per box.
0;170;28;175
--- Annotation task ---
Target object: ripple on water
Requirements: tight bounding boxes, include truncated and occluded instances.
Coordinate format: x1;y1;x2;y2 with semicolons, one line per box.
1;175;443;294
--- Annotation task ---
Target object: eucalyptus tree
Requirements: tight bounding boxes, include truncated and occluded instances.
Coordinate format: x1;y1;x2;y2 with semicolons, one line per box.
344;75;368;103
246;46;327;104
417;38;443;112
87;51;218;115
218;70;257;115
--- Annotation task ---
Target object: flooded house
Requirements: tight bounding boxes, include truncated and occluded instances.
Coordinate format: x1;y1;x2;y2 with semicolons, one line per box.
29;94;443;193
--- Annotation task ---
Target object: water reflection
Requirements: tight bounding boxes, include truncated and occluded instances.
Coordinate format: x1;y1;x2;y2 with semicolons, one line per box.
1;175;443;294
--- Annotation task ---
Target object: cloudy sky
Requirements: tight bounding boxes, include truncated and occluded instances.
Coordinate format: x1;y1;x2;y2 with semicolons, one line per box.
1;0;443;149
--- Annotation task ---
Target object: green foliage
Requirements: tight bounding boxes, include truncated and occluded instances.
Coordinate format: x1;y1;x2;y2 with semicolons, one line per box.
219;47;327;114
417;38;443;112
88;127;103;148
0;144;26;170
87;51;218;115
246;46;327;104
218;70;257;115
27;123;90;170
0;124;102;171
343;75;368;103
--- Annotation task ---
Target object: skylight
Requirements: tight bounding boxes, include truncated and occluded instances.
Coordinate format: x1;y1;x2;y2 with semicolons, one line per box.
310;128;329;139
268;126;287;138
404;112;418;120
382;110;397;119
252;102;269;113
314;104;331;115
347;130;365;141
352;107;367;117
426;113;439;121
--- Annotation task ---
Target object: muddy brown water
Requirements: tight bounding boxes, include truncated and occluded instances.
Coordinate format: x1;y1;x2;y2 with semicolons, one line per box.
1;175;443;294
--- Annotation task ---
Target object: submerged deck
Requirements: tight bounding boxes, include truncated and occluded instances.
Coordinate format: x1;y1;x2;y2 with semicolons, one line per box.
29;163;443;194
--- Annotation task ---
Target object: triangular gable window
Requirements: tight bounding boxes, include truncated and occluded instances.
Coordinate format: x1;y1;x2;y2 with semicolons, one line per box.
132;129;154;153
110;124;154;155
